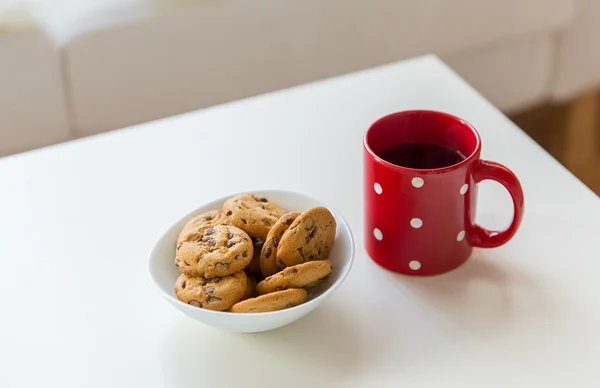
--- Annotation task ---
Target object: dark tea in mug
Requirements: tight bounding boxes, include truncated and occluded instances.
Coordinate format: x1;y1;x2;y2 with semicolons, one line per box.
378;143;466;169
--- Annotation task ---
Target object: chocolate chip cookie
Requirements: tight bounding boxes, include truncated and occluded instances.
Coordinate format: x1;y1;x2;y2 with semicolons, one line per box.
260;212;301;277
176;210;230;247
276;206;336;268
174;271;247;311
230;288;308;313
242;275;257;300
256;260;333;295
176;224;253;278
223;194;287;239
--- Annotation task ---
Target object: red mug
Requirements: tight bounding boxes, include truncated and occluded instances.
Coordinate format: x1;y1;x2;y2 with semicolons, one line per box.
363;110;524;276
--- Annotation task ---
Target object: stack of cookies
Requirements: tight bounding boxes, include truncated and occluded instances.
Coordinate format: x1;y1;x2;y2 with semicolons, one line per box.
174;193;337;313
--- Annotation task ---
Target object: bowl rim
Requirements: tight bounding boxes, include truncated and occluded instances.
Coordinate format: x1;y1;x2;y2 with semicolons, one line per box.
147;188;355;317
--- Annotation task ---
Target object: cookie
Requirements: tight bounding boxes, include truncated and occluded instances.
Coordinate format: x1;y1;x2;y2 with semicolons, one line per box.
242;275;257;300
222;194;287;239
230;288;308;313
176;210;230;247
260;212;301;277
256;260;333;295
176;224;253;278
245;236;264;276
174;271;247;311
276;206;336;268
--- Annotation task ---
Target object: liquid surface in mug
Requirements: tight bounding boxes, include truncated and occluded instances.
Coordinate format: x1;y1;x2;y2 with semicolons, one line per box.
378;143;466;169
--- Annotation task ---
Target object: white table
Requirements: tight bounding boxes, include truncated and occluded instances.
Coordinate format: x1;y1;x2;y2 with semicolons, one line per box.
2;55;600;387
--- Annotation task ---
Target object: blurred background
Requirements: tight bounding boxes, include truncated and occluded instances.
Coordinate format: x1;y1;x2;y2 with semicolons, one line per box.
1;0;598;194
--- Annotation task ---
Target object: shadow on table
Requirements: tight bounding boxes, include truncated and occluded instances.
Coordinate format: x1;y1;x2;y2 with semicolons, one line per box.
398;250;550;335
246;303;367;377
161;303;367;386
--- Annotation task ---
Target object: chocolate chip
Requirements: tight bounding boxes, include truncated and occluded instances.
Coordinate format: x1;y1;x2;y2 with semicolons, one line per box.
189;300;202;307
174;257;181;266
317;248;322;255
227;239;237;248
226;210;232;216
206;296;222;303
181;280;187;288
305;218;315;230
264;247;272;259
209;277;221;284
198;278;207;286
297;247;304;258
259;197;268;202
308;254;316;260
273;237;279;247
216;262;230;271
176;243;183;250
241;218;247;224
204;287;215;294
234;254;240;260
242;251;248;258
284;216;294;225
205;227;215;235
203;215;214;221
206;238;216;248
276;259;286;268
305;227;317;243
262;219;271;226
287;268;298;275
252;237;264;246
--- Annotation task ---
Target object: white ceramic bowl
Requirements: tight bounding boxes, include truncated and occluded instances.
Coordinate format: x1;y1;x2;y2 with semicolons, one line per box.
148;189;355;333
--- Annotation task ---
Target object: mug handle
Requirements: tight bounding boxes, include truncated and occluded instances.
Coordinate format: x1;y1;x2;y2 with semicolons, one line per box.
470;160;525;248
